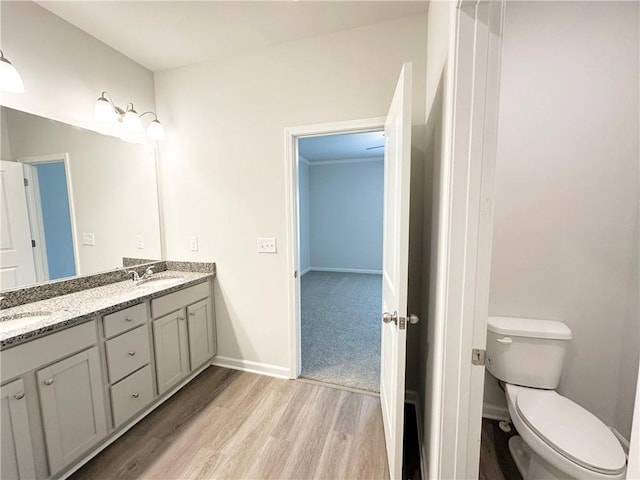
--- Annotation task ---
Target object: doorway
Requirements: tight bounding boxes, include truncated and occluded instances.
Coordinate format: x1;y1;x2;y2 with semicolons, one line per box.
20;153;78;282
297;130;385;392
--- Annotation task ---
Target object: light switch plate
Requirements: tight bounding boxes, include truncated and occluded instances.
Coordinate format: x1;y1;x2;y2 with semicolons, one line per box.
189;236;199;252
136;235;144;249
82;233;95;246
257;237;277;253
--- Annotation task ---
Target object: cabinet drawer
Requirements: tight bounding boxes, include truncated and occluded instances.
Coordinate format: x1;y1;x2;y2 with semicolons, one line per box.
151;281;210;319
103;303;147;339
105;326;150;384
110;365;154;428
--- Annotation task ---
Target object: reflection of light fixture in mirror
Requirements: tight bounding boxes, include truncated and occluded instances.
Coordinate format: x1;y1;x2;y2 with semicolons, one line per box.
93;91;165;141
0;50;25;93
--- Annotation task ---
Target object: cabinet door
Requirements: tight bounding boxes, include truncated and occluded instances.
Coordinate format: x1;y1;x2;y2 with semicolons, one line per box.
153;311;189;394
187;299;215;370
37;347;107;475
1;379;36;480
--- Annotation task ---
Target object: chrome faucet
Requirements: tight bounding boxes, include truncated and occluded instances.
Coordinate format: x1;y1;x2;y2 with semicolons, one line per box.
141;266;155;280
126;270;140;282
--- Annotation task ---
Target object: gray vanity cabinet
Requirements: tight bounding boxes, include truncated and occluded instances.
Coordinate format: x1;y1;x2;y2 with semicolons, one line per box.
151;281;214;394
1;378;36;480
152;310;190;394
36;347;107;475
187;298;215;369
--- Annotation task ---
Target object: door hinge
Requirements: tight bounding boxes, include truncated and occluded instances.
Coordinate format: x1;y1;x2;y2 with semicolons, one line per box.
294;270;298;278
23;178;29;187
472;348;486;366
31;239;36;247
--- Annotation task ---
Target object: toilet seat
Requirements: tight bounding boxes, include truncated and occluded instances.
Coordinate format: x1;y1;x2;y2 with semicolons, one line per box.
513;387;626;476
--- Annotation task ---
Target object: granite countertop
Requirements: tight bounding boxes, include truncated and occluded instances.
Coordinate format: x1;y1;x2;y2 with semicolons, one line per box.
0;271;213;350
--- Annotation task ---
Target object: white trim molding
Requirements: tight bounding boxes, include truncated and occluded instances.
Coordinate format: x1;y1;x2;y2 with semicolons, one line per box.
211;355;290;379
429;2;505;479
482;403;509;422
308;267;382;275
307;156;383;167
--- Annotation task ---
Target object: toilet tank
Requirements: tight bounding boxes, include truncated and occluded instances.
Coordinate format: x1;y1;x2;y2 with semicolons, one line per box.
486;316;573;389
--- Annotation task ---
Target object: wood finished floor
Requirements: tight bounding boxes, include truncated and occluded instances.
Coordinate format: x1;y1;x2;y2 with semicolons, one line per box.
479;419;522;480
71;366;390;480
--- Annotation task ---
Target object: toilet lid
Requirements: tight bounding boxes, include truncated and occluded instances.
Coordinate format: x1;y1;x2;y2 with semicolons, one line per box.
516;389;626;475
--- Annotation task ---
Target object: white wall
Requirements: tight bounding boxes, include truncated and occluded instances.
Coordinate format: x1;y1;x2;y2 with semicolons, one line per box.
308;158;383;272
487;1;639;440
298;156;311;274
0;1;155;140
155;15;427;374
5;108;161;276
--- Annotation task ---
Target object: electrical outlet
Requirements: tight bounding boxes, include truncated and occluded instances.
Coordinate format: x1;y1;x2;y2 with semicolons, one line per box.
257;237;277;253
189;236;199;252
136;235;144;249
82;233;95;246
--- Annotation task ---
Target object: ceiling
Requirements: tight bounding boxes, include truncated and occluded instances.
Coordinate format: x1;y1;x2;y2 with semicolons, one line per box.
298;131;384;162
37;1;429;72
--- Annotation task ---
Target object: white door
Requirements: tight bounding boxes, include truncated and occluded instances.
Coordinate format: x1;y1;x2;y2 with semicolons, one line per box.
0;160;36;289
380;62;412;480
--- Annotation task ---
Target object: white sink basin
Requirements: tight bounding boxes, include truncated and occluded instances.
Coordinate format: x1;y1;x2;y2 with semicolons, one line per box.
135;275;185;289
0;311;51;333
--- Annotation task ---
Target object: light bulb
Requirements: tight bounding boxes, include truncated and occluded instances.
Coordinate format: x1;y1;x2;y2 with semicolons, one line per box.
147;119;165;141
0;53;24;93
94;96;117;122
122;109;143;132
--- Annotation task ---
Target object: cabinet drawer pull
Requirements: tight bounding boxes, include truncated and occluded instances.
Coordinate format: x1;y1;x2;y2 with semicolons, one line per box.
125;317;133;322
178;316;184;321
14;392;25;400
132;392;140;399
189;312;195;316
44;378;54;386
128;351;136;356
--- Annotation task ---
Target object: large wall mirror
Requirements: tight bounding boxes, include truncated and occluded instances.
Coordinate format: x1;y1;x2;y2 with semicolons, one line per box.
0;106;162;289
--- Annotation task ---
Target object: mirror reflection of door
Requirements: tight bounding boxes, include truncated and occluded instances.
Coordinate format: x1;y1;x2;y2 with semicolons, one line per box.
21;155;77;283
0;160;37;288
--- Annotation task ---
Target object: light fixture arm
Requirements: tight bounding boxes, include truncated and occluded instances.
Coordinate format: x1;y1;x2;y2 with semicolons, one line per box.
98;91;125;115
139;111;159;121
94;91;165;140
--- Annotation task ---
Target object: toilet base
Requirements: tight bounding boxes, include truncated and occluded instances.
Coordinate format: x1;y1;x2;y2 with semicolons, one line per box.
509;435;566;480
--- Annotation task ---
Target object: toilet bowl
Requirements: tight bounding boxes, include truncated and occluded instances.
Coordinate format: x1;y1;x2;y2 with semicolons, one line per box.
486;316;627;480
505;383;626;480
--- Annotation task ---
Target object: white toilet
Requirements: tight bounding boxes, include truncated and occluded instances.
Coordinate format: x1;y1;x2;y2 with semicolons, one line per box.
486;316;627;480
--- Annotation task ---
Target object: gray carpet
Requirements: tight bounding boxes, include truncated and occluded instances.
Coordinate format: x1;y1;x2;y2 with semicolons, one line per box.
300;271;382;392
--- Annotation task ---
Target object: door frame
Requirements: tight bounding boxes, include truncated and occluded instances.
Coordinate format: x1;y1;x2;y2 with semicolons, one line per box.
284;117;385;379
18;153;81;279
428;1;505;479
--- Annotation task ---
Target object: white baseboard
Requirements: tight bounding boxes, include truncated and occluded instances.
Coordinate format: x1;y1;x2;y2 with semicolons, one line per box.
611;427;630;456
309;267;382;275
405;390;427;480
483;403;510;421
211;355;290;379
300;267;312;276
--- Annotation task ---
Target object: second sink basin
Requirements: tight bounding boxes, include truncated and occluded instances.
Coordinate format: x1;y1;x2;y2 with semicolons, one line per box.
135;274;185;289
0;311;51;333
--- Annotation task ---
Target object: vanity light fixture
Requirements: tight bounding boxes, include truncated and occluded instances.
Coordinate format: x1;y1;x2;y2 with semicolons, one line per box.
94;91;165;140
0;50;25;93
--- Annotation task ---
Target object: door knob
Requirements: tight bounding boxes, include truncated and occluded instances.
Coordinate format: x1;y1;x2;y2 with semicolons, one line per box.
408;314;420;325
382;311;398;325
